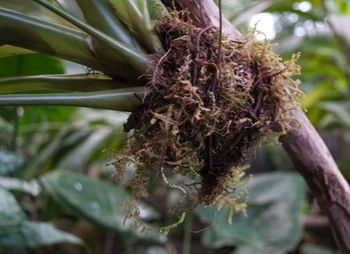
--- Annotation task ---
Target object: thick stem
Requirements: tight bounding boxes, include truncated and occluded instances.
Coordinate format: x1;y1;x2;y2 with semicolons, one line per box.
280;109;350;253
165;0;350;253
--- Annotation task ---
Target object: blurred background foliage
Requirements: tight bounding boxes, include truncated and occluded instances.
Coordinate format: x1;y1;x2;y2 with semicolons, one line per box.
0;0;349;253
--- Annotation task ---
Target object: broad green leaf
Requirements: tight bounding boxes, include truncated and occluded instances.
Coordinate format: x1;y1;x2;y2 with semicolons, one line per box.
41;170;165;242
0;221;83;248
0;149;24;176
0;188;25;226
196;172;305;253
0;177;41;196
0;87;144;111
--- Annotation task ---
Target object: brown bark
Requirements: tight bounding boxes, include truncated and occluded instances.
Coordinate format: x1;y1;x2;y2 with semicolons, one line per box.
280;109;350;253
163;0;350;253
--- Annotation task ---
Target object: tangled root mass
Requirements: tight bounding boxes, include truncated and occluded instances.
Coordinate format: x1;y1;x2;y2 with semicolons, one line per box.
118;15;301;219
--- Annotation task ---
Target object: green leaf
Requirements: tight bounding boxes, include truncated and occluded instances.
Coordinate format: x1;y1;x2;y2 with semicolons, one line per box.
76;0;141;51
320;101;350;130
0;7;105;73
0;177;41;196
109;0;162;52
55;0;85;21
56;127;121;171
41;170;165;242
0;149;24;176
33;0;149;74
0;74;136;94
0;221;83;248
196;172;306;253
0;188;25;227
0;45;33;58
0;87;144;111
20;128;71;179
0;0;80;29
0;54;64;78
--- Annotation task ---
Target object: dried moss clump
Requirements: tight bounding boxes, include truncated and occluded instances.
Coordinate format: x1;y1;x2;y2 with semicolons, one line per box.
116;15;301;224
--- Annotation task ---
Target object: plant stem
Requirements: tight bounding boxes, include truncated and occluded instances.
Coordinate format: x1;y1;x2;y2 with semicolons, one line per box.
182;212;192;254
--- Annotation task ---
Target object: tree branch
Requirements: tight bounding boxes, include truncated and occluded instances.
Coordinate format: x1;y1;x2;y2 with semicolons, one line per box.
163;0;350;253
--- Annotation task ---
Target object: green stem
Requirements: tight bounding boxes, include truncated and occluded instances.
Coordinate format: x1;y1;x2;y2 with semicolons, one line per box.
32;0;149;74
182;212;192;254
0;88;144;111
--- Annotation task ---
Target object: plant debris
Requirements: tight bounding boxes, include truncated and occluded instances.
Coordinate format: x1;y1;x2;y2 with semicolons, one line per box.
115;13;301;229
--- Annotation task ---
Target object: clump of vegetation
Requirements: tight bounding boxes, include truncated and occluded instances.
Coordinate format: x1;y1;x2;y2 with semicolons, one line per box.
115;13;301;228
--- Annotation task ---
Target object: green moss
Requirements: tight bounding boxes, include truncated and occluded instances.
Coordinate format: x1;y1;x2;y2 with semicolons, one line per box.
115;14;301;232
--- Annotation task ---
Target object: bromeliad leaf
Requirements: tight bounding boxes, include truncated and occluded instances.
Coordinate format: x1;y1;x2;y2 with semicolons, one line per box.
76;0;142;51
0;8;105;72
0;74;136;94
0;88;144;111
0;45;33;58
0;0;81;29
